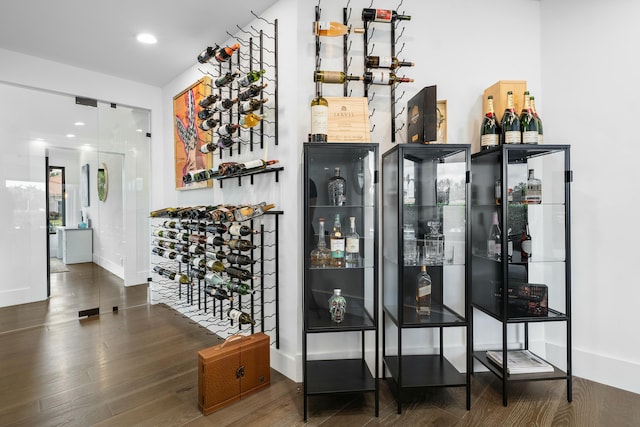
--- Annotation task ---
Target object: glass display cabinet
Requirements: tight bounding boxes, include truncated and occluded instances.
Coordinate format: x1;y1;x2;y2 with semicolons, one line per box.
381;144;471;414
470;144;572;406
302;143;379;421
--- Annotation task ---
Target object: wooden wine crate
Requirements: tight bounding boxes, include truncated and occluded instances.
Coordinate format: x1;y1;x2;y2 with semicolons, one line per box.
483;80;527;122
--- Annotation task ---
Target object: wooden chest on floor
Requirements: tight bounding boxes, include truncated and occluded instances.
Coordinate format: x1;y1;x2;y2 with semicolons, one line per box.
197;332;271;415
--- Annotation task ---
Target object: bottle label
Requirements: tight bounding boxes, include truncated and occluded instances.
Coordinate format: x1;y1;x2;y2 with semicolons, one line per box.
330;238;345;258
228;309;240;322
369;71;386;84
487;240;495;257
218;126;232;137
504;131;521;144
318;71;343;83
521;239;532;254
379;56;393;68
522;131;538;144
311;105;329;134
417;284;432;298
317;21;331;30
481;134;499;147
242;159;264;170
346;237;359;253
374;9;392;22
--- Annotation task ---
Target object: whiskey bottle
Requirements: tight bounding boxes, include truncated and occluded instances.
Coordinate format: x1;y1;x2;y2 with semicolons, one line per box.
214;69;240;88
363;71;413;85
310;217;331;268
500;91;521;144
327;167;346;206
310;82;328;142
524;169;542;204
415;265;432;316
530;95;544;144
345;216;360;267
362;8;411;23
227;308;256;325
313;70;362;84
237;69;266;87
520;222;532;260
237;83;268;102
313;21;364;37
519;91;539;144
480;95;500;150
487;211;502;260
330;213;345;268
214;43;240;63
365;56;414;70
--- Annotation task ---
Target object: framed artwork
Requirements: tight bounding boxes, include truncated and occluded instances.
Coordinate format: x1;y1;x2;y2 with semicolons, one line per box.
81;163;90;207
435;100;447;143
173;76;213;190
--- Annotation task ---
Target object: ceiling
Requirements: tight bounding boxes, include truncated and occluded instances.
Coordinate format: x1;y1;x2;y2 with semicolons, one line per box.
0;0;279;87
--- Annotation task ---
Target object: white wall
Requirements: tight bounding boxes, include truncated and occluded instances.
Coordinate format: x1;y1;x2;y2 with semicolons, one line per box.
541;0;640;394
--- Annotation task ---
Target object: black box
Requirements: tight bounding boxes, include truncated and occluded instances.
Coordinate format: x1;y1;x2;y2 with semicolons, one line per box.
494;282;548;317
407;85;437;143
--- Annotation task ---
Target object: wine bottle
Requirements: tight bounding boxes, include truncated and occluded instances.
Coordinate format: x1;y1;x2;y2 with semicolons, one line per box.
197;108;215;121
210;206;235;223
187;244;206;255
196;45;219;64
226;253;255;266
162;220;179;229
310;217;331;268
198;94;220;109
227;238;256;252
225;281;254;295
227;308;256;325
524;168;542;204
362;8;411;23
205;286;233;301
183;168;218;183
229;159;279;175
150;207;180;217
152;229;178;240
152;247;176;260
237;69;266;87
209;235;227;247
487;211;502;260
233;202;275;222
217;162;239;176
365;56;414;70
214;43;240;63
206;223;228;235
238;83;268;102
153;266;190;284
520;91;539;144
208;97;238;114
530;95;543;144
313;21;365;37
188;268;207;281
520;222;532;260
415;265;432;316
239;98;268;114
225;266;256;281
363;71;413;85
330;213;345;268
310;82;328;143
190;256;206;269
204;272;225;287
500;91;521;144
198;118;220;132
327;167;346;206
313;70;362;84
214;69;240;88
345;216;360;267
480;95;500;150
239;113;264;128
216;123;239;138
206;259;226;273
228;224;259;236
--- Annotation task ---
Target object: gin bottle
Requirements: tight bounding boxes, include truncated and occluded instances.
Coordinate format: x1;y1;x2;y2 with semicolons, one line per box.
328;167;346;206
310;217;331;268
416;265;432;316
328;288;347;323
345;216;360;267
524;169;542;204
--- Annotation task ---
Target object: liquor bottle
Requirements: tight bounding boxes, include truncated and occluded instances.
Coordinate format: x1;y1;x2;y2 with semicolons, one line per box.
214;43;240;63
524;168;542;204
330;213;345;268
487;211;502;260
313;70;363;84
328;288;347;323
313;21;365;37
310;217;331;268
530;95;543;144
310;82;328;143
415;265;432;316
519;91;539;144
153;266;190;284
205;286;233;301
365;56;414;70
196;45;219;64
238;83;268;102
226;253;255;266
233;202;275;222
225;266;256;281
521;222;532;260
362;8;411;23
229;224;260;237
239;97;268;114
198;94;220;109
227;238;256;252
216;123;239;138
198;118;220;132
345;216;360;267
225;281;255;295
214;69;240;88
227;308;256;325
327;167;347;206
480;95;500;150
239;113;264;129
500;91;521;144
237;69;266;88
363;71;414;85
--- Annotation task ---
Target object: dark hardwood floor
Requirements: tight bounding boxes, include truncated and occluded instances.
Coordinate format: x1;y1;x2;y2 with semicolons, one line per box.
0;262;639;426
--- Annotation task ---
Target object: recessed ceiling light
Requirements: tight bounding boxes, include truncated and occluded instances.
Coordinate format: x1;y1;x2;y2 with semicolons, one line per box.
136;128;143;133
66;134;75;138
74;121;85;126
137;33;157;44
